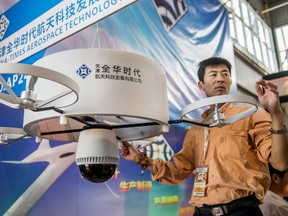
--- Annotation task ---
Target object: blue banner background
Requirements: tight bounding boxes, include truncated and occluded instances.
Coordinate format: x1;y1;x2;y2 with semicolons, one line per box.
0;0;235;215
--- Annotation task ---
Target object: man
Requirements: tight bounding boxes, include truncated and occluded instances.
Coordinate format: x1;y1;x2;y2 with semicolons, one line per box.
260;163;288;215
121;57;288;216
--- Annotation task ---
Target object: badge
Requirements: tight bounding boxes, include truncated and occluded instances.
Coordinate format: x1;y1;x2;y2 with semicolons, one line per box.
192;165;208;196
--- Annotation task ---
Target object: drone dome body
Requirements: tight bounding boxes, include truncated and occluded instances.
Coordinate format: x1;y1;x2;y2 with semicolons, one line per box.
22;48;169;183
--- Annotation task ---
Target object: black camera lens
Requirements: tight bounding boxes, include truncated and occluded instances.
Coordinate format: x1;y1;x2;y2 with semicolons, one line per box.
78;164;117;183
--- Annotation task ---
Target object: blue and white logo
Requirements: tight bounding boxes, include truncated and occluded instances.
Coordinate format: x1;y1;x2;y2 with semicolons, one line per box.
76;64;92;79
153;0;187;32
0;15;9;40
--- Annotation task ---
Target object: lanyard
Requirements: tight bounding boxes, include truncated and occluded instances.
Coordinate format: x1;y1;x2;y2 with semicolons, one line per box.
203;127;209;164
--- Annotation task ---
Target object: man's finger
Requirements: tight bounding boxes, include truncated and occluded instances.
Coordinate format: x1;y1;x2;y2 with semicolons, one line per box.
122;141;130;148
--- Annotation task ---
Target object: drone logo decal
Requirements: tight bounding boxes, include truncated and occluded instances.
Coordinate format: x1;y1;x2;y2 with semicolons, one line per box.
152;0;188;32
76;64;92;79
0;15;9;40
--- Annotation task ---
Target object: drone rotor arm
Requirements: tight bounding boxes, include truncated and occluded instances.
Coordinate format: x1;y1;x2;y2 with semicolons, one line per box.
180;95;259;127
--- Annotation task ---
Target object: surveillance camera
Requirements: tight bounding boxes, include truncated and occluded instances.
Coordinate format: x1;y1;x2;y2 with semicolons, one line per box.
76;128;120;183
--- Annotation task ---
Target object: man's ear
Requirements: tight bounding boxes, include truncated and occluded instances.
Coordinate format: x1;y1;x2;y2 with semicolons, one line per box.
271;173;281;184
198;81;203;90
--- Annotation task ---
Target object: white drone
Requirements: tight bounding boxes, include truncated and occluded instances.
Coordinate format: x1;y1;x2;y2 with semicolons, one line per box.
0;48;259;183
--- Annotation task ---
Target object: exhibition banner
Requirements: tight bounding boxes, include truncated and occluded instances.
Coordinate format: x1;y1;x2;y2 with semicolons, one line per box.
0;0;137;63
0;1;235;216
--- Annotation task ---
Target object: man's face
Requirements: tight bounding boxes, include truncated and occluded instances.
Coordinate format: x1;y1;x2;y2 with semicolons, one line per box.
198;64;232;97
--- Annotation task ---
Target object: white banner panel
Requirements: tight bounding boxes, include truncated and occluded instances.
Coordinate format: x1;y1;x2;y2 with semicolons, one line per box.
0;0;137;63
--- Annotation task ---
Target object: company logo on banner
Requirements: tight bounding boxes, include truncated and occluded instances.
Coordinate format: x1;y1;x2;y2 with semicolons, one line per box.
0;0;138;63
152;0;187;31
0;15;9;40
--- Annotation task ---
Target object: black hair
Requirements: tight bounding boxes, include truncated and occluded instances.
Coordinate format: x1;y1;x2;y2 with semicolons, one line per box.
197;57;232;82
268;163;288;179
